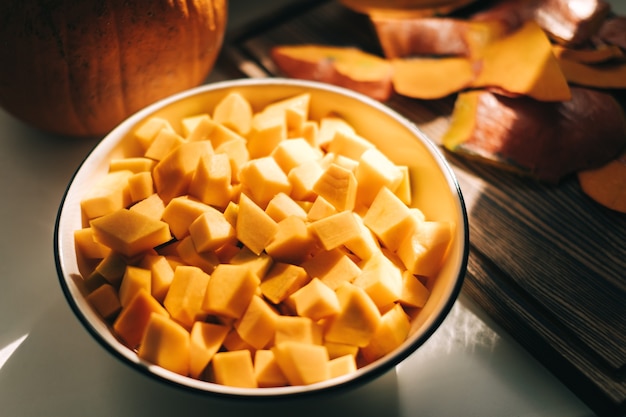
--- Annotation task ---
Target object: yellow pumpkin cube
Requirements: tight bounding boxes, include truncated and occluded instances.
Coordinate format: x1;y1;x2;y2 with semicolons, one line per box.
265;216;317;265
290;277;340;321
139;254;175;303
306;195;338;221
189;321;230;379
324;341;359;360
395;165;412;205
254;350;289;388
328;354;357;379
362;187;413;252
203;263;260;319
138;313;190;376
355;148;404;207
85;283;122;321
93;251;128;287
90;209;172;258
353;251;403;309
316;116;355;148
396;221;453;278
128;171;154;203
235;193;278;255
230;246;274;279
271;137;322;174
214;137;250;179
265;192;307;222
212;350;258;388
144;128;185;161
247;119;286;159
152;140;214;203
181;113;211;137
272;341;330;386
344;214;380;261
175;235;219;274
239;156;292;209
259;262;310;304
161;196;214;240
360;303;411;363
212;91;253;136
163;265;210;329
324;282;381;348
399;271;431;308
134;117;175;150
301;248;361;290
80;170;133;220
326;130;375;160
74;227;110;259
312;163;357;212
288;159;324;202
118;265;152;307
235;295;279;350
109;157;156;173
274;315;323;346
297;119;318;147
261;93;310;132
113;288;169;349
309;210;362;251
129;193;166;220
189;152;233;209
188;206;236;253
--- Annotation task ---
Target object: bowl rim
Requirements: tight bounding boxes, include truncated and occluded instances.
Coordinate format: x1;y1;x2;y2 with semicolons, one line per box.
54;77;469;398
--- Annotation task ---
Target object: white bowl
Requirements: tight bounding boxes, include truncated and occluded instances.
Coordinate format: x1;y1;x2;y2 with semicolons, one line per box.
54;78;469;398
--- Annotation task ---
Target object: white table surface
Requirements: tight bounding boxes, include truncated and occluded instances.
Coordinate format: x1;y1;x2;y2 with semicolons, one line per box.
2;1;623;415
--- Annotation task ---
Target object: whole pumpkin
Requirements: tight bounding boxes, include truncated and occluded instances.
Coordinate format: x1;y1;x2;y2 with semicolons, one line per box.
0;0;227;137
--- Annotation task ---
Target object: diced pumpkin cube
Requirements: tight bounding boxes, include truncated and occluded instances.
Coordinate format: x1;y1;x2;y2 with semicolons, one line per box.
247;119;286;159
213;92;253;136
85;283;122;321
328;354;357;379
324;341;359;360
189;206;236;253
181;113;211;137
317;116;355;149
222;328;256;353
313;163;357;212
274;315;323;346
290;277;340;321
93;251;128;287
353;251;403;309
326;130;375;160
288;159;324;201
214;137;250;179
128;171;154;203
301;248;361;290
235;295;279;350
309;210;362;251
74;227;110;259
344;214;379;261
175;235;219;274
261;93;310;133
355;148;403;207
163;265;210;329
83;271;108;293
399;271;431;308
90;209;172;258
395;165;412;205
152;140;214;203
296;120;318;147
360;303;410;364
134;117;175;150
212;350;258;388
260;262;310;304
161;196;214;240
190;117;245;149
230;246;274;279
239;156;292;209
362;187;413;252
306;195;338;221
189;152;233;210
109;157;156;173
129;193;166;220
80;170;133;220
324;282;381;348
138;313;190;376
320;152;359;172
265;216;317;265
189;321;230;379
271;137;322;174
113;288;169;349
144;128;185;161
396;221;453;278
272;341;330;386
235;193;278;255
265;192;308;222
118;265;152;307
140;254;175;303
254;350;289;388
203;263;260;319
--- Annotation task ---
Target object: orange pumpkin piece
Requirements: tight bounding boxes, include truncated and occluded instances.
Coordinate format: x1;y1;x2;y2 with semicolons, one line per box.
471;20;571;102
137;313;190;376
578;153;626;214
271;45;394;101
0;0;227;137
113;288;169;349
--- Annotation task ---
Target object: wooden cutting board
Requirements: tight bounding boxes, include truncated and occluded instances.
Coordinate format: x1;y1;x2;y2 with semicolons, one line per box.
225;1;626;415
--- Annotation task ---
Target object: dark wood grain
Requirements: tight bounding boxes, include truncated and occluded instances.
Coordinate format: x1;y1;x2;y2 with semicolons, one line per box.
227;1;626;415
